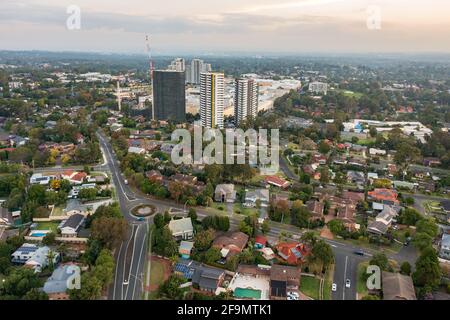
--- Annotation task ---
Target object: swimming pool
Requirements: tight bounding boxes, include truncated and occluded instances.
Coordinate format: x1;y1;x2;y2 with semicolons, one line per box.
234;287;261;299
31;233;47;237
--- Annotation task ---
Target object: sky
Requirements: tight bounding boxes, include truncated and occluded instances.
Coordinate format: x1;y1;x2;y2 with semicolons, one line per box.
1;0;450;54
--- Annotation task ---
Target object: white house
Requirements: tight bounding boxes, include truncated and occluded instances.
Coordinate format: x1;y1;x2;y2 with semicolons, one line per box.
244;189;270;208
128;146;146;154
168;218;194;241
12;244;59;273
59;213;85;238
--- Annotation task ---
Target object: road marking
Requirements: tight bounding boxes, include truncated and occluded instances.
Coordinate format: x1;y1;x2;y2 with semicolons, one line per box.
342;256;348;300
125;224;140;299
132;229;146;300
112;242;124;300
122;225;136;300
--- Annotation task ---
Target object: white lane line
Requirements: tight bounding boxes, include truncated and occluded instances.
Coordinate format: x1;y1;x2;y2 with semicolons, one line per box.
342;256;348;300
125;224;140;299
132;230;146;301
113;242;124;300
122;225;136;299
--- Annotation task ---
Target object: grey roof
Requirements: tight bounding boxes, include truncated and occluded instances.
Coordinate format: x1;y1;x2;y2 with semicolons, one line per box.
43;265;73;294
367;220;389;234
442;233;450;247
62;214;84;229
64;199;88;213
192;264;224;290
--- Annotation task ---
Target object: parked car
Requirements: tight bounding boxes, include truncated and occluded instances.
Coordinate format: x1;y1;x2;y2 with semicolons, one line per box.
332;283;337;292
345;279;351;288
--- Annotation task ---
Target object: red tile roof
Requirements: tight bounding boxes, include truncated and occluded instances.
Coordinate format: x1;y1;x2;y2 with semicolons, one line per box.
265;175;290;188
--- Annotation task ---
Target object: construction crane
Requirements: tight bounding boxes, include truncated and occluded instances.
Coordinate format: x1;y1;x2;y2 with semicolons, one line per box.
145;34;154;85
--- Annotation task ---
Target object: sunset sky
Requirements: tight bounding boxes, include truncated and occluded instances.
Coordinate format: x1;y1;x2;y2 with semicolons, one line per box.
1;0;450;54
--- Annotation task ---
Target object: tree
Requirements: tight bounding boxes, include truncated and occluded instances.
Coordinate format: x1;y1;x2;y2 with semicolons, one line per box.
318;141;331;154
159;275;185;299
413;232;433;252
153;226;178;257
42;232;56;246
301;231;318;246
415;218;438;238
261;220;270;234
370;253;389;271
400;261;412;276
413;247;441;289
1;268;42;298
91;217;128;249
23;288;48;300
205;247;221;264
398;208;421;226
188;208;198;222
362;294;380;300
194;229;215;251
153;213;165;229
69;273;103;300
328;219;345;235
309;240;335;273
93;249;115;287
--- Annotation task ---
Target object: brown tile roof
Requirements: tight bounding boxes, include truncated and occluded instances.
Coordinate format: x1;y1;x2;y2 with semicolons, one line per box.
382;272;416;300
212;231;249;254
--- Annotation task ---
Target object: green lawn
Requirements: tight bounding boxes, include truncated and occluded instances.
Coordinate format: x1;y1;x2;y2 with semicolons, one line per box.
356;261;369;299
50;205;65;217
35;222;59;233
299;276;321;300
233;203;259;216
149;260;165;289
323;265;334;300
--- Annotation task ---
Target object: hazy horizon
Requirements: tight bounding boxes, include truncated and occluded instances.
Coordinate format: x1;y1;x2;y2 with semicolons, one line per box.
1;0;450;54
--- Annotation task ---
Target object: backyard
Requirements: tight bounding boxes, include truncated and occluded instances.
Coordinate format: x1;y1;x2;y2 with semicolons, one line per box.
299;275;321;300
35;222;59;233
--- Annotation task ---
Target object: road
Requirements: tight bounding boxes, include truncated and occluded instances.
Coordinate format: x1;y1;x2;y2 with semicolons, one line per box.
96;131;417;300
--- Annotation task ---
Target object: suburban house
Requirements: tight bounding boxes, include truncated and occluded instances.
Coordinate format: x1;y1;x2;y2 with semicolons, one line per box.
191;264;226;294
11;243;39;264
146;170;163;183
214;184;236;203
12;244;60;273
59;213;85;238
62;170;87;185
275;242;309;265
64;199;88;215
43;264;76;300
244;189;270;208
255;235;267;249
367;205;398;235
264;175;290;189
347;170;366;184
128;146;146;154
270;264;301;300
306;200;324;220
30;173;56;185
179;241;194;259
168;217;194;241
382;272;416;300
439;233;450;261
212;231;249;260
368;188;399;205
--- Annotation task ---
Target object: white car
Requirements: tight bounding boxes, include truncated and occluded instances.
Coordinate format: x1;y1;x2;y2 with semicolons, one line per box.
345;279;351;288
332;283;337;292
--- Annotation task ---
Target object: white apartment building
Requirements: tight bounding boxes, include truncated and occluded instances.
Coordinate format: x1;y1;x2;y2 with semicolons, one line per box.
167;58;185;72
234;78;258;126
309;81;328;95
200;72;224;129
187;59;211;84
